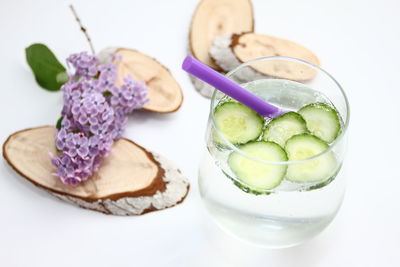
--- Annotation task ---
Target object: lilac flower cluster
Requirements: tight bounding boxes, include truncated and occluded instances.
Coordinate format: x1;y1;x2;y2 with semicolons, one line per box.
51;52;148;186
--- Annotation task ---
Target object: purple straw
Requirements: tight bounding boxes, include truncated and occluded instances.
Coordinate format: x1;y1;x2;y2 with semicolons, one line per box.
182;56;285;118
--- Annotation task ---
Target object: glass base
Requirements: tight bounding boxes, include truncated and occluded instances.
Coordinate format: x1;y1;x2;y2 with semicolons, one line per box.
198;150;345;248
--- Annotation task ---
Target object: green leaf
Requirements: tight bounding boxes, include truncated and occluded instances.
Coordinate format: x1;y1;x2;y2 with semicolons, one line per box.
25;43;68;91
102;90;112;98
56;116;63;130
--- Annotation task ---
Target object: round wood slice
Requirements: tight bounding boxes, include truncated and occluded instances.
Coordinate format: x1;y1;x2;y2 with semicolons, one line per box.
189;0;254;70
2;126;189;216
210;33;320;81
114;48;183;113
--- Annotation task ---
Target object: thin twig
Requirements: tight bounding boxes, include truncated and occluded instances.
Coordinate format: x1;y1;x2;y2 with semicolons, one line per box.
69;4;95;54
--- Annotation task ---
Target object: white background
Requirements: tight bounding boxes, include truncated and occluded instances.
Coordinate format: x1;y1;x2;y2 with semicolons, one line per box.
1;0;399;266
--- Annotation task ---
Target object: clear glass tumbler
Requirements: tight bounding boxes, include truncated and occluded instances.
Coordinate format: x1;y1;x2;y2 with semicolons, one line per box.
198;57;350;248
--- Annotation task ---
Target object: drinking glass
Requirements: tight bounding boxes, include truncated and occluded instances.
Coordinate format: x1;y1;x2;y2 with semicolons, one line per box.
198;57;350;248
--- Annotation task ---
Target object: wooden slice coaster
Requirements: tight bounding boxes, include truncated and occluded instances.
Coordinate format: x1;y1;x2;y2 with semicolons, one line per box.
99;47;183;113
3;126;189;216
115;48;183;113
188;0;254;98
210;33;320;81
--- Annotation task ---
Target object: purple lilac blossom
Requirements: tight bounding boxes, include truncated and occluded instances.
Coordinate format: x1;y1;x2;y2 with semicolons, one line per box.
51;52;148;186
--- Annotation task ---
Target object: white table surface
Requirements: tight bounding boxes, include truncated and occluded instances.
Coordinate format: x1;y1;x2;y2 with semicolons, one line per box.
1;0;399;266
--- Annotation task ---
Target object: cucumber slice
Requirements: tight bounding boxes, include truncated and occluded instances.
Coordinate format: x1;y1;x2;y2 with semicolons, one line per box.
285;134;337;182
214;102;264;145
263;112;308;147
298;102;341;143
228;141;287;190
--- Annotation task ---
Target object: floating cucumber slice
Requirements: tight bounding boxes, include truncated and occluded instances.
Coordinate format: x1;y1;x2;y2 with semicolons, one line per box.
285;134;337;182
214;102;264;145
263;112;308;147
228;141;287;190
298;102;341;143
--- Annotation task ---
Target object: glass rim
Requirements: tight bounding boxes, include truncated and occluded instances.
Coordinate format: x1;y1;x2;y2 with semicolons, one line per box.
210;56;350;165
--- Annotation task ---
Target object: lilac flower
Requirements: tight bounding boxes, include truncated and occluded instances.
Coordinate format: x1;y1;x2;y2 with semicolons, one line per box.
110;108;128;139
82;93;107;115
89;122;110;136
92;155;103;172
88;135;100;155
51;51;148;186
66;133;89;158
64;177;79;186
51;154;72;176
60;118;74;132
55;129;71;150
51;155;77;185
72;157;93;181
67;52;99;78
99;63;117;79
97;134;114;151
110;77;148;114
61;81;82;116
81;78;101;93
98;73;117;91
